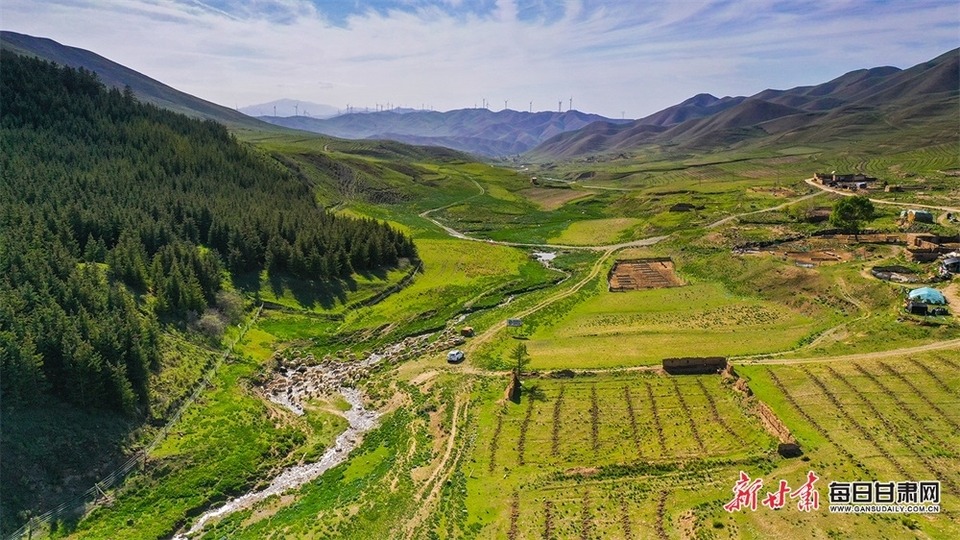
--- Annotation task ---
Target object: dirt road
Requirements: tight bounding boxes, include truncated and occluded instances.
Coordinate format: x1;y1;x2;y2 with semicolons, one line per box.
418;179;668;251
803;178;960;213
706;190;826;229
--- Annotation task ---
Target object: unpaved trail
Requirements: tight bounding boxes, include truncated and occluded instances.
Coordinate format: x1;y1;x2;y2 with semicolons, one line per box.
173;388;378;539
418;178;667;251
401;394;470;539
803;178;960;213
797;277;873;350
733;338;960;366
465;245;618;353
706;190;826;229
941;282;960;323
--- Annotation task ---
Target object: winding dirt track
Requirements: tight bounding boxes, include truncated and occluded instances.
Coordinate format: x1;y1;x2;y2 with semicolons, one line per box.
423;177;960;367
418;179;667;251
706;190;826;229
465;244;619;353
401;394;470;539
732;338;960;365
803;177;960;213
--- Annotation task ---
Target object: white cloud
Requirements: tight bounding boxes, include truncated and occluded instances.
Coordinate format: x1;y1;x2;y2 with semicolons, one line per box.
2;0;956;118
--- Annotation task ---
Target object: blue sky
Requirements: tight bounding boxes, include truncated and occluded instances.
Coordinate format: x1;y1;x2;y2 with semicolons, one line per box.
3;1;958;118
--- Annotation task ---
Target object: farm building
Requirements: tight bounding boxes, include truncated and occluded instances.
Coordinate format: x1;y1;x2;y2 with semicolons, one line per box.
901;209;935;223
813;172;877;189
908;287;947;305
669;203;704;213
662;357;727;375
905;233;960;262
941;257;960;274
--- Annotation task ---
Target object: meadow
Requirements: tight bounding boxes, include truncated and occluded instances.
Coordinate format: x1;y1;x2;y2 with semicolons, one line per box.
36;125;960;540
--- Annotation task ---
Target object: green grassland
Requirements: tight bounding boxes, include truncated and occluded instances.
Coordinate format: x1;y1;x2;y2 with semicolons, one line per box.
59;325;339;540
732;353;960;539
188;354;960;539
39;126;960;540
521;280;819;369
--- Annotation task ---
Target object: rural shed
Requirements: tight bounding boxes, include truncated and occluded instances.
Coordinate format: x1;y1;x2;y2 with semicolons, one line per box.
908;287;947;305
662;357;727;375
941;257;960;273
906;301;928;315
901;209;935;223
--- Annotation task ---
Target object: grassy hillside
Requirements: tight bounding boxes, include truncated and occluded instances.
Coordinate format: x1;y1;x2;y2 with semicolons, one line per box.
527;48;959;161
0;31;278;131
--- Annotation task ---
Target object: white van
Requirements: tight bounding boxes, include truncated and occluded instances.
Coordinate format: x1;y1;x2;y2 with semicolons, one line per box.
447;349;465;363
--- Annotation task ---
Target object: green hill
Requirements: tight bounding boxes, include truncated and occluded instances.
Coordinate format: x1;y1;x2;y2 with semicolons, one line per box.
0;50;417;534
0;31;273;131
527;48;959;160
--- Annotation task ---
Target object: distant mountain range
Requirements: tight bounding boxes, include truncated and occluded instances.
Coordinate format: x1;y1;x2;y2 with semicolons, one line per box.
0;31;273;130
240;99;340;119
260;109;631;157
527;49;959;160
4;30;955;163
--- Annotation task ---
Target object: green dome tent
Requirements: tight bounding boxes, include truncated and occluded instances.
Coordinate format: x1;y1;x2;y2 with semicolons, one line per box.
908;287;947;305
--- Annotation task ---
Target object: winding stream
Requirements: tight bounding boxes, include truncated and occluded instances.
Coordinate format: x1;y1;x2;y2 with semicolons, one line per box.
172;387;378;539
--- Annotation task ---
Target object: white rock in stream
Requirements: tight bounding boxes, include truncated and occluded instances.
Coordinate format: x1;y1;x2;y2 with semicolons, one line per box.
172;387;377;539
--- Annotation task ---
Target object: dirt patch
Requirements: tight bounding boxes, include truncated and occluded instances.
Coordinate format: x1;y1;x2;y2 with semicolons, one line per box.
518;187;594;211
739;236;878;267
563;467;600;477
241;494;296;527
677;509;697;540
783;250;852;266
608;258;683;291
941;282;960;321
747;186;798;197
410;370;438;388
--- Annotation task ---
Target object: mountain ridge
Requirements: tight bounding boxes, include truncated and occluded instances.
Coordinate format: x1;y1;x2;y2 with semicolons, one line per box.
527;47;959;160
0;31;273;130
261;108;632;157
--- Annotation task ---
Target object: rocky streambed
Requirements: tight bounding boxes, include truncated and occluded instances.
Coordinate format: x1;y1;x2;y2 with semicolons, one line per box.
173;387;376;539
174;328;465;538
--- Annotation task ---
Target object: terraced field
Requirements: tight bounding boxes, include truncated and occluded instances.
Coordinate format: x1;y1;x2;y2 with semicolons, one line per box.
519;281;820;369
460;371;777;539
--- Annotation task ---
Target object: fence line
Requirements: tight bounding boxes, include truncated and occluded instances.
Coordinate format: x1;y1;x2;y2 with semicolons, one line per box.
6;305;263;540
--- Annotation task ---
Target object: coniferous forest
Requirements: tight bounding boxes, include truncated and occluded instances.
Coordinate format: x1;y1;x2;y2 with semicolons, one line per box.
0;51;417;416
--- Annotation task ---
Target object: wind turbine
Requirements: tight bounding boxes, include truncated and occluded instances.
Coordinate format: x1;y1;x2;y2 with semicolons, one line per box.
504;99;508;110
569;96;573;111
273;105;276;116
294;102;299;116
558;100;562;113
529;101;533;113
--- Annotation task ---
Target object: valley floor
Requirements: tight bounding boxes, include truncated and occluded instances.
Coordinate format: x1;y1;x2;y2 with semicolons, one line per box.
25;146;960;540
